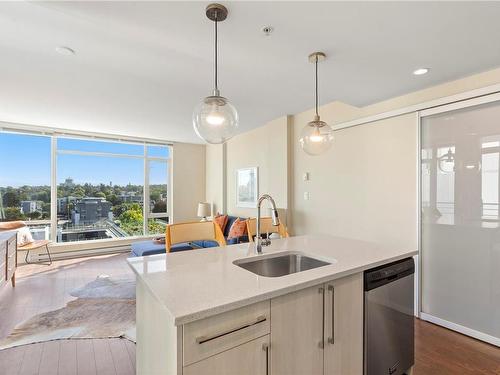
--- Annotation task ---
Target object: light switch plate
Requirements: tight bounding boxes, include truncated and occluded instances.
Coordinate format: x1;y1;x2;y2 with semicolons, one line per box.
303;172;310;181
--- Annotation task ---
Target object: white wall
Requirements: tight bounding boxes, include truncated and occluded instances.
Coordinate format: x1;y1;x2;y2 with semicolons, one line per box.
172;142;206;223
226;116;289;218
205;144;225;215
291;112;418;250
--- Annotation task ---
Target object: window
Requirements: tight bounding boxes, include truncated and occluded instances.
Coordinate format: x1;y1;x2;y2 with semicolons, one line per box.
0;130;171;246
0;132;52;240
146;145;170;235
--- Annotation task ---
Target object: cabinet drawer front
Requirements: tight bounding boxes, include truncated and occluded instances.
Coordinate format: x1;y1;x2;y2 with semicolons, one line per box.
183;300;270;366
183;334;269;375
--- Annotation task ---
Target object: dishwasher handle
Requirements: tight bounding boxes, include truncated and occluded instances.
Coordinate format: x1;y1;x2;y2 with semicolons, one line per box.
364;257;414;291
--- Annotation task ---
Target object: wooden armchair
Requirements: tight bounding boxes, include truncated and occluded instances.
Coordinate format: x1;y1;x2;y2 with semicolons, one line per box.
165;221;226;253
246;217;289;242
0;221;52;265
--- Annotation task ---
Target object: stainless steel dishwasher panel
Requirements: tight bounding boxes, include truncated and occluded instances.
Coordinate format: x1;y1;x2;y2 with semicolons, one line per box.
364;260;414;375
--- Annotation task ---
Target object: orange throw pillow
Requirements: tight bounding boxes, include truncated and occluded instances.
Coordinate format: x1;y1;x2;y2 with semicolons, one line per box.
227;218;247;240
214;214;228;232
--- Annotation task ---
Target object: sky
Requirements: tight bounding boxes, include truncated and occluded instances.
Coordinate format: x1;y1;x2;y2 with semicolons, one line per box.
0;133;169;187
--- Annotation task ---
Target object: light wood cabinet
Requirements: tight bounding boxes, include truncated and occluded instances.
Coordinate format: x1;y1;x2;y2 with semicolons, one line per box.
135;272;363;375
270;273;363;375
183;300;270;366
324;273;363;375
184;334;270;375
270;285;325;375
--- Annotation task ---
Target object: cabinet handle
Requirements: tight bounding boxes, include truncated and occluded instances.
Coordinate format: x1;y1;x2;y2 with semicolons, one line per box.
318;286;325;349
328;285;335;345
262;342;269;375
195;315;267;344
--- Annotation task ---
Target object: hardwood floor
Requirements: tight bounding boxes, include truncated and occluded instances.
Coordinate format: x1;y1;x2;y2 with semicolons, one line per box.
0;253;134;375
0;253;499;375
414;319;500;375
0;338;135;375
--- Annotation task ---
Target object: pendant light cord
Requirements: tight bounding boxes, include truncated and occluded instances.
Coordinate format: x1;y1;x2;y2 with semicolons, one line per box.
214;15;218;91
315;55;319;117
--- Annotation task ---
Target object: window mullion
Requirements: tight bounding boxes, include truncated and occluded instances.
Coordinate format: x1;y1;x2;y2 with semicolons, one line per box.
143;145;149;235
50;136;57;241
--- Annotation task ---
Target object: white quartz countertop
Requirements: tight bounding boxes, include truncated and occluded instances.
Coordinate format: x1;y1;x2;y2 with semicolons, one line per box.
127;235;417;326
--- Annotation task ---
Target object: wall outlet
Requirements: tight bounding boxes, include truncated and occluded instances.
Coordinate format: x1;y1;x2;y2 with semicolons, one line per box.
304;191;310;200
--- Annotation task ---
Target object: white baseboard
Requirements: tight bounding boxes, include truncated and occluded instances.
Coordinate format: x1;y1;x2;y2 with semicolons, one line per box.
420;312;500;347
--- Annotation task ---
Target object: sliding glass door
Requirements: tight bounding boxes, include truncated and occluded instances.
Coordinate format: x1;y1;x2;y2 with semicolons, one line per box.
420;94;500;346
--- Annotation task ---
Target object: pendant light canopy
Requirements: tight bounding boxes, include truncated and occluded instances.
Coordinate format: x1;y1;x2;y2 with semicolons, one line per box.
193;3;238;144
299;52;334;156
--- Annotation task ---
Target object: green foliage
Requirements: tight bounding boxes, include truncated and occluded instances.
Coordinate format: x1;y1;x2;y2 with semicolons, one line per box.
27;211;41;220
152;200;167;213
148;219;167;235
118;203;143;236
1;182;168;238
107;194;120;206
119;204;143;222
3;191;19;207
150;192;161;202
5;207;24;221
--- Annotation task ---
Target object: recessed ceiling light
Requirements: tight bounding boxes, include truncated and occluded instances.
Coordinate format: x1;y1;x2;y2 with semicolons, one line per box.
413;68;429;76
55;46;76;56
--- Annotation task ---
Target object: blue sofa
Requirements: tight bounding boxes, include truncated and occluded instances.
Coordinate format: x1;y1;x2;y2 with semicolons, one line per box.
130;215;248;257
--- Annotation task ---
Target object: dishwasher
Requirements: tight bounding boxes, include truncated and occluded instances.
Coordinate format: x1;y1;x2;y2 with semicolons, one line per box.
364;257;415;375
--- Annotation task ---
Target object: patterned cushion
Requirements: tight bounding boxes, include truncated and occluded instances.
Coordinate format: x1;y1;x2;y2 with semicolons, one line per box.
227;218;247;240
214;214;228;232
224;216;239;236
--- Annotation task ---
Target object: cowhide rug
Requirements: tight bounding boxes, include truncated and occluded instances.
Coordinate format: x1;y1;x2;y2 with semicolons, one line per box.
0;275;136;350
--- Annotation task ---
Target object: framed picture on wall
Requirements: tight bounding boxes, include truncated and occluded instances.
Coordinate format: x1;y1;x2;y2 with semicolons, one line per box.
236;167;258;208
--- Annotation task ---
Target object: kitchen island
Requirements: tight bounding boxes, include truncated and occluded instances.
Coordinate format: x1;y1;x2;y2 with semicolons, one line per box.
128;235;417;375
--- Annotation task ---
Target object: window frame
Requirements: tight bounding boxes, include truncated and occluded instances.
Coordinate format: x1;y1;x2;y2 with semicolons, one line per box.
0;129;171;248
52;136;171;242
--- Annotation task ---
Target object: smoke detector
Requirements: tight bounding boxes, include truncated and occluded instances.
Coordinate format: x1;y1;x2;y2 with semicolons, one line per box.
262;26;274;36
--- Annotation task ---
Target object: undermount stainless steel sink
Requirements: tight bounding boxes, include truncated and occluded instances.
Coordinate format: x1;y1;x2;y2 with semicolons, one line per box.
233;251;332;277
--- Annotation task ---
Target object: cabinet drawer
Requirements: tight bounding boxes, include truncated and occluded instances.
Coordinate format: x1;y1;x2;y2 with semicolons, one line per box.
183;300;270;366
184;334;269;375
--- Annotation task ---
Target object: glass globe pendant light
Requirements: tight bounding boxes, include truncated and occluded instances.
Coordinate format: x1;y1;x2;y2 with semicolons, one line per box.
193;3;238;144
299;52;334;156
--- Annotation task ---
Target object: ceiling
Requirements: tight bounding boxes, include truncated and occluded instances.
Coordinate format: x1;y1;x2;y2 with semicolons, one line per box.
1;1;500;144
